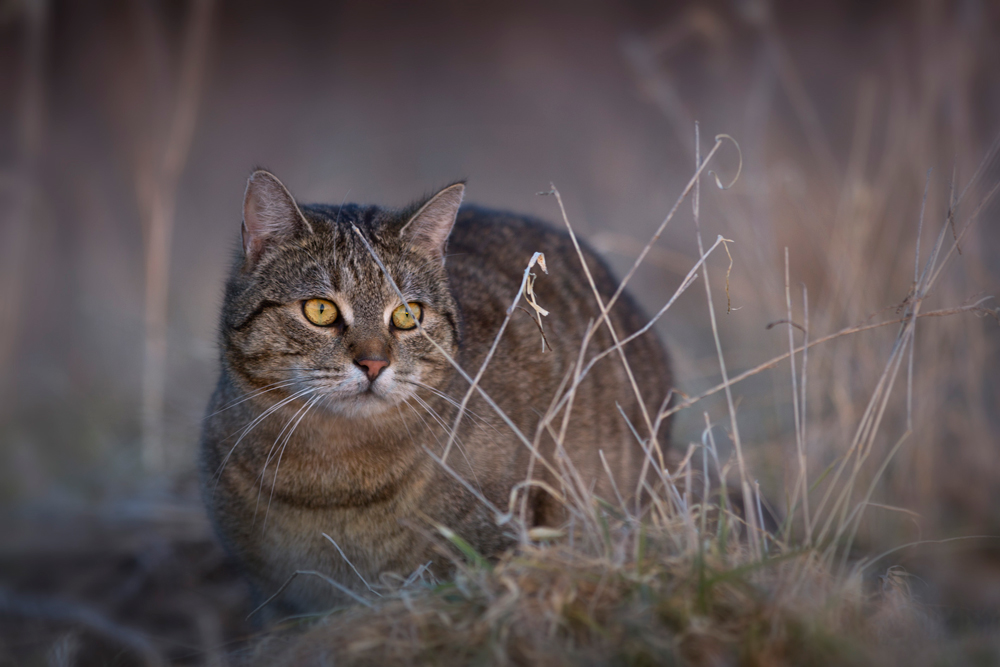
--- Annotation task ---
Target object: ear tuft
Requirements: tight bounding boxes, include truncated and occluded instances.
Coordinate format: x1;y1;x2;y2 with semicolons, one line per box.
400;183;465;264
242;170;312;263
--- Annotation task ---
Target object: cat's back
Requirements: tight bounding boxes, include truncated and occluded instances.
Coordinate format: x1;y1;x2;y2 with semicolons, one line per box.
440;205;672;495
445;204;662;368
445;205;636;340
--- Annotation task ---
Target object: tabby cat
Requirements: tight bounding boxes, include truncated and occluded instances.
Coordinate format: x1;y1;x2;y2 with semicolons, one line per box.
200;171;672;615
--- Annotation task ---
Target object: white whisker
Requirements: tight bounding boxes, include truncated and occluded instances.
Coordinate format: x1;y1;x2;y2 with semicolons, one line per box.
253;390;319;528
410;394;483;494
262;393;323;531
212;387;316;494
404;379;497;432
205;379;300;418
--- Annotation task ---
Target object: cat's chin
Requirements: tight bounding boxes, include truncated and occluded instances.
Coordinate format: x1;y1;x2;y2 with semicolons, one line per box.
319;389;405;419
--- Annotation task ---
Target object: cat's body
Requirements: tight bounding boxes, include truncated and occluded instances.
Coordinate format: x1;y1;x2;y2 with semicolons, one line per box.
201;173;672;614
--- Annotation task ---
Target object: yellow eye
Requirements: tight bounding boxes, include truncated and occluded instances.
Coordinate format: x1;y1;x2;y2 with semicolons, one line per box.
391;302;422;330
303;298;338;326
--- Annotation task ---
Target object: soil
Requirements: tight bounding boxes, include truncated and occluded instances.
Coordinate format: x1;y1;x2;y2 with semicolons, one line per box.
0;500;255;666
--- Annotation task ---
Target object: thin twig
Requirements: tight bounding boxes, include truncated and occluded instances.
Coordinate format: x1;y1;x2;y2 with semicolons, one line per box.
659;303;991;421
441;252;547;464
692;122;760;559
248;570;372;620
0;588;166;667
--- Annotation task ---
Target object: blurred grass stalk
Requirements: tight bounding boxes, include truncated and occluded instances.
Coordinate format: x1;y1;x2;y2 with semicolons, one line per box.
136;0;213;472
1;0;47;433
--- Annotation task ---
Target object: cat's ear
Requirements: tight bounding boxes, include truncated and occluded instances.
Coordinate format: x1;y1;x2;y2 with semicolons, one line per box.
400;182;465;264
241;170;313;263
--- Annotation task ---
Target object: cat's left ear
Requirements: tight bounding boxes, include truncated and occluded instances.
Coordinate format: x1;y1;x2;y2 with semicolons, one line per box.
242;170;313;264
400;182;465;264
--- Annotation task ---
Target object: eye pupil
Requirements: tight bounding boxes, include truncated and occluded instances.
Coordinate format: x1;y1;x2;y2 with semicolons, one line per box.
304;299;338;326
392;302;421;330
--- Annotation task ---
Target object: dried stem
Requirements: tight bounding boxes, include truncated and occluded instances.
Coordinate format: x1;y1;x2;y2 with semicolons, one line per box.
139;0;215;472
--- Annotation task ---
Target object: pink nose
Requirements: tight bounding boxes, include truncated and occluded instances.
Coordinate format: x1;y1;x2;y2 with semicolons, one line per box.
356;357;388;381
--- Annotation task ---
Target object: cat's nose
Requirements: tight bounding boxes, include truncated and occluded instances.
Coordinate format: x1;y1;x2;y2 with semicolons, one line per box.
355;357;389;381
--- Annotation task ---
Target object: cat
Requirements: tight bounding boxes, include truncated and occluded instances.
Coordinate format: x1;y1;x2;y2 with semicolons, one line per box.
200;171;673;616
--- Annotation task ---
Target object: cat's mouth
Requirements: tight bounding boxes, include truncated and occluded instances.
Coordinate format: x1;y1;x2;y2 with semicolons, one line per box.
358;381;382;397
300;368;411;418
340;377;392;400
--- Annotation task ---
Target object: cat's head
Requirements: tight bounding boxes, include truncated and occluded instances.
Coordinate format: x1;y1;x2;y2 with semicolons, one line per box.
220;170;463;418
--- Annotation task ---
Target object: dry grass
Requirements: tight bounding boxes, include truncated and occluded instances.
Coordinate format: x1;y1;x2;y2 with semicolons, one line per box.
250;541;921;667
244;122;998;665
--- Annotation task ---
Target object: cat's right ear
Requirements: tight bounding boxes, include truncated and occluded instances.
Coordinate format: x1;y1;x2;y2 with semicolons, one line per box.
400;182;465;265
241;170;313;263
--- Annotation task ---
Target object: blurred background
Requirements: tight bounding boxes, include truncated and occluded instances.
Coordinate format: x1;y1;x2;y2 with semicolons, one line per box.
1;0;998;663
